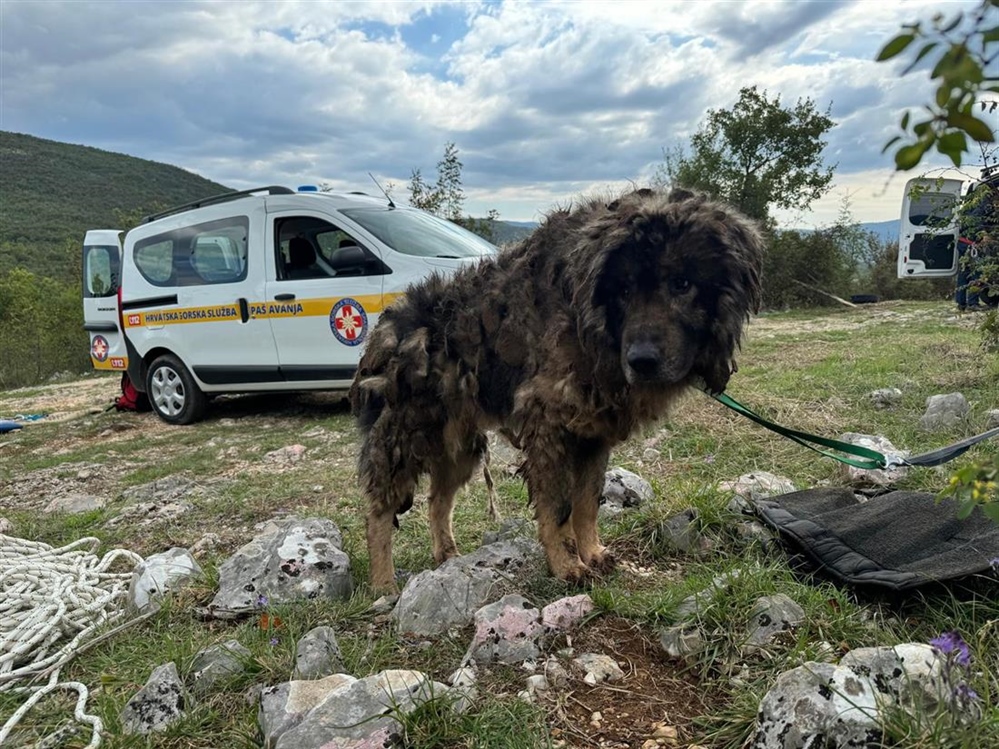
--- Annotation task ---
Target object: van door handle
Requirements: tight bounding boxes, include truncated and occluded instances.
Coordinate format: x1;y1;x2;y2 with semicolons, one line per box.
238;298;249;323
274;293;296;301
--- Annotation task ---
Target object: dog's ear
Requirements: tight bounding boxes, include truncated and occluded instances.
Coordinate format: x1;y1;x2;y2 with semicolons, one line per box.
719;216;765;316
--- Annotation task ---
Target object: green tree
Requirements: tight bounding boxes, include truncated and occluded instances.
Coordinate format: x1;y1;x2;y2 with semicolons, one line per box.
877;0;998;169
408;142;500;242
657;86;836;224
0;267;88;388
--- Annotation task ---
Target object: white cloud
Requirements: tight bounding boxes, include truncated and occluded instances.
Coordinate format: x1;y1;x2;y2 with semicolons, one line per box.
0;0;991;225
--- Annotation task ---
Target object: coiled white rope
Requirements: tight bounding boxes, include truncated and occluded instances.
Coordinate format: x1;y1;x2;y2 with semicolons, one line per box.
0;534;143;749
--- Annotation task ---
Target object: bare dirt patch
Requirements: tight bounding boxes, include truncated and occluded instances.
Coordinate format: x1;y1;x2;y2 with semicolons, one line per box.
546;617;717;749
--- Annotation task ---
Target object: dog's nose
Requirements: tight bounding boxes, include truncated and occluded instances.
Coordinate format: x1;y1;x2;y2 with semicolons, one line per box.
626;342;661;376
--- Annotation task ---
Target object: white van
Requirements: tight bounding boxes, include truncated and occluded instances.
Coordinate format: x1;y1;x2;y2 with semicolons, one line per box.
83;186;496;424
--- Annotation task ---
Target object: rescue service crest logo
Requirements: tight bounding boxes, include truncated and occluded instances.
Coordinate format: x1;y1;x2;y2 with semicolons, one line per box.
329;298;368;346
91;335;110;362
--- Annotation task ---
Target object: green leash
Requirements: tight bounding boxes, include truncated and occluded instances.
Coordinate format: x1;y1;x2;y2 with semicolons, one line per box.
710;391;999;470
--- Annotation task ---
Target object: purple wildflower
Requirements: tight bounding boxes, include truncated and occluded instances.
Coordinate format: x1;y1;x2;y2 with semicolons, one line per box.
990;557;999;572
269;637;280;646
930;630;972;666
255;594;269;608
955;682;980;702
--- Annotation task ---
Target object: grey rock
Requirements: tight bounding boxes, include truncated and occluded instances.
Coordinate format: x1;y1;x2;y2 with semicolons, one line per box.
720;472;796;513
734;520;776;549
572;652;624;686
259;674;356;748
127;547;203;614
209;517;352;613
189;532;222;558
294;626;345;680
393;538;541;636
920;392;970;432
448;666;478;713
752;661;879;748
752;644;967;749
542;594;594;632
0;517;13;535
120;662;186;735
841;643;950;715
488;432;523;475
482;517;534;545
660;508;700;553
675;570;742;620
122;475;197;505
395;564;502;636
838;433;909;487
659;625;705;660
602;467;654;508
190;640;252;695
107;499;192;527
542;657;570;689
43;492;106;514
869;388;903;409
461;536;543;571
273;670;449;749
369;594;399;615
464;594;543;665
746;594;805;647
986;409;999;430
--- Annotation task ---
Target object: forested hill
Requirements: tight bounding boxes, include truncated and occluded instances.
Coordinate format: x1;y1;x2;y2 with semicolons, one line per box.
0;131;231;284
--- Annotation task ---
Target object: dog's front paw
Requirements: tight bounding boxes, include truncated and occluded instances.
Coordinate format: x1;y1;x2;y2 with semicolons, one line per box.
553;559;595;587
585;546;616;574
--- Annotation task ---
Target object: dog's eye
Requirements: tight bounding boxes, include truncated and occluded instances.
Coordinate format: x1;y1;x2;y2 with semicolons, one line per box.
668;275;691;294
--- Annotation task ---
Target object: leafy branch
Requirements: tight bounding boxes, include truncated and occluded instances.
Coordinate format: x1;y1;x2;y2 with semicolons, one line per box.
878;0;998;169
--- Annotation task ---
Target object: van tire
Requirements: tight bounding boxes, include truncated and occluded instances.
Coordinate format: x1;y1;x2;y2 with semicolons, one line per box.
146;354;206;425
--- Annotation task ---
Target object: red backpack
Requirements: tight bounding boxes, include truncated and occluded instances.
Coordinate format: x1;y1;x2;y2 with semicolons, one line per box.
114;373;151;412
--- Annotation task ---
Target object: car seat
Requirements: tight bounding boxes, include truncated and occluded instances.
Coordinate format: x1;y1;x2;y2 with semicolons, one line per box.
287;237;318;279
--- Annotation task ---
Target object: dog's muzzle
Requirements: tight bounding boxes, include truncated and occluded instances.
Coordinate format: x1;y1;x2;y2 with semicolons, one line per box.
625;342;662;380
624;341;693;385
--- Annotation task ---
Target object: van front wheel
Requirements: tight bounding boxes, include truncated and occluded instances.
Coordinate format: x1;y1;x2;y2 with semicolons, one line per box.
146;354;207;425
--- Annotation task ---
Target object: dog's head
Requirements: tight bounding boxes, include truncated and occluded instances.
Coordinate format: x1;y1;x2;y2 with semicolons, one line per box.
576;188;763;394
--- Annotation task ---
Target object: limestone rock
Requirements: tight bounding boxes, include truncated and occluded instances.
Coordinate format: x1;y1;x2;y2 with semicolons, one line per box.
120;662;186;735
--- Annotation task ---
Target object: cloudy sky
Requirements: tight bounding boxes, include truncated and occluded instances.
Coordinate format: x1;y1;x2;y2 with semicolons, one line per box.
1;0;995;227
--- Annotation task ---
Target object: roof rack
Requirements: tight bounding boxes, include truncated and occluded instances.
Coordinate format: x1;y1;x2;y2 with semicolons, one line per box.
142;185;295;224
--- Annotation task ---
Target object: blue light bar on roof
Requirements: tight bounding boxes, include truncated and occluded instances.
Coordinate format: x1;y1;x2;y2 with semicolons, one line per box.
298;185;319;192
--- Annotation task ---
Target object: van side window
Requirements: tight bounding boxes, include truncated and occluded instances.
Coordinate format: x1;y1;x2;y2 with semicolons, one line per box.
134;217;249;287
276;217;388;280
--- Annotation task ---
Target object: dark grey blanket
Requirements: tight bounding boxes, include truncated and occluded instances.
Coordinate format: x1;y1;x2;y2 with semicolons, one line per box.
753;488;999;591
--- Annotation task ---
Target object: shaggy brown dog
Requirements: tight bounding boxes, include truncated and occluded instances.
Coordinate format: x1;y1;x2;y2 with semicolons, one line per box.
351;188;763;592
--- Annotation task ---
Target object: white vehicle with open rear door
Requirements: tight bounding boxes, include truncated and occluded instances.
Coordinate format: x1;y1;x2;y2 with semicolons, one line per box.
82;186;496;425
896;177;965;279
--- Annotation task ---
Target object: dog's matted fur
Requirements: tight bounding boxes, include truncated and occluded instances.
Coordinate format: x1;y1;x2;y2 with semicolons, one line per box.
350;188;763;591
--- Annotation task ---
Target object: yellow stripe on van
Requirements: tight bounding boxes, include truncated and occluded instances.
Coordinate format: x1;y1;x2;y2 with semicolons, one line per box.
91;356;128;370
123;294;399;328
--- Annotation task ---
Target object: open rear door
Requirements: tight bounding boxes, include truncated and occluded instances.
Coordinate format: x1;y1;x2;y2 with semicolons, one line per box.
82;230;128;371
897;177;964;278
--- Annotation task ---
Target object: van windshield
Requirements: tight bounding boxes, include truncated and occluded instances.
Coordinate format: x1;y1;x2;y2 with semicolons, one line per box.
340;207;497;259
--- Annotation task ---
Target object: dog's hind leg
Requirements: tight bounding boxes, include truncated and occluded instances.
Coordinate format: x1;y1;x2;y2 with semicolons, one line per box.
428;445;481;565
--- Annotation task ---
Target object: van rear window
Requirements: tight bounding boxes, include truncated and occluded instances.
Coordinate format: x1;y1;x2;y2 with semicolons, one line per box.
134;217;249;287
